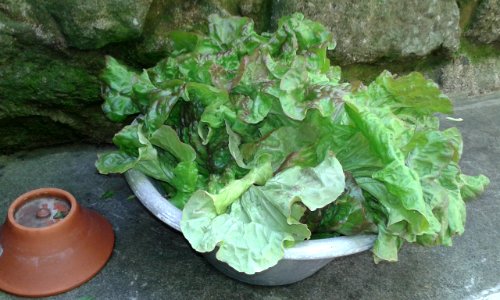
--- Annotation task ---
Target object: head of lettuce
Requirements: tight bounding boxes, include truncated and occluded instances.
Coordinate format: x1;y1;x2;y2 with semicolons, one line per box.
96;13;489;275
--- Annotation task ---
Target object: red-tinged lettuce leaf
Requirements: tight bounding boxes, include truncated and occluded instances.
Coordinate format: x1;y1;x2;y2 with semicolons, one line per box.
305;175;378;236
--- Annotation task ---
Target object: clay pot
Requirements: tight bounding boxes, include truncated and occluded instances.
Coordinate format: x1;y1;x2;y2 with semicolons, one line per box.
0;188;114;297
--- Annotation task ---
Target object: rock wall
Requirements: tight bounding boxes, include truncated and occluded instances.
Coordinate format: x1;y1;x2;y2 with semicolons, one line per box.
272;0;461;64
0;0;498;152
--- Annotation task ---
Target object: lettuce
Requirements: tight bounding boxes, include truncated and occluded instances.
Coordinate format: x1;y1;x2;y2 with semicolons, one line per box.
181;156;344;274
96;13;489;274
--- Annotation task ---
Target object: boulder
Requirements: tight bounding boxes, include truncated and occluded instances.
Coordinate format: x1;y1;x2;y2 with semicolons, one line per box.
272;0;461;64
43;0;153;50
466;0;500;44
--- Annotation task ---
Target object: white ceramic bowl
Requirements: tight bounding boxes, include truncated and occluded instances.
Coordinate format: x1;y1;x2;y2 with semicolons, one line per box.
125;169;376;285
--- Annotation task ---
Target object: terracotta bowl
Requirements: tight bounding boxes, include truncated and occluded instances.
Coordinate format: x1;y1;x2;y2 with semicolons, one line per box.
0;188;115;297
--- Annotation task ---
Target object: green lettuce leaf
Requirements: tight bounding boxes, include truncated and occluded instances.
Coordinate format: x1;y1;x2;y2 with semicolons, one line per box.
150;125;196;162
459;174;490;201
170;161;201;208
341;72;489;262
181;156;345;274
101;57;156;122
95;151;138;174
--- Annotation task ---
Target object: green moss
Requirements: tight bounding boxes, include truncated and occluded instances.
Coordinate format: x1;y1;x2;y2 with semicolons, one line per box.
0;42;123;152
0;48;102;107
339;51;449;85
0;0;138;153
458;38;500;63
340;64;384;85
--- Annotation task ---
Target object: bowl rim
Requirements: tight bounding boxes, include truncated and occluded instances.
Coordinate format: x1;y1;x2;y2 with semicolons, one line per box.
8;187;78;232
125;169;376;261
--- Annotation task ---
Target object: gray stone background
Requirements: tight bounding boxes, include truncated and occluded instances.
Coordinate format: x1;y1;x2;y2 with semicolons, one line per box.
0;0;499;153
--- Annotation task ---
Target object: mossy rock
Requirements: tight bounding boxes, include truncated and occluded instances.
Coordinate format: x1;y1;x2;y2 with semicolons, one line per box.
43;0;153;50
0;0;123;153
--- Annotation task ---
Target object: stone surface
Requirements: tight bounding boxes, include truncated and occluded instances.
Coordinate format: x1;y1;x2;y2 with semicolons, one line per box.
43;0;153;50
439;55;500;96
272;0;461;64
0;93;499;299
466;0;500;44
